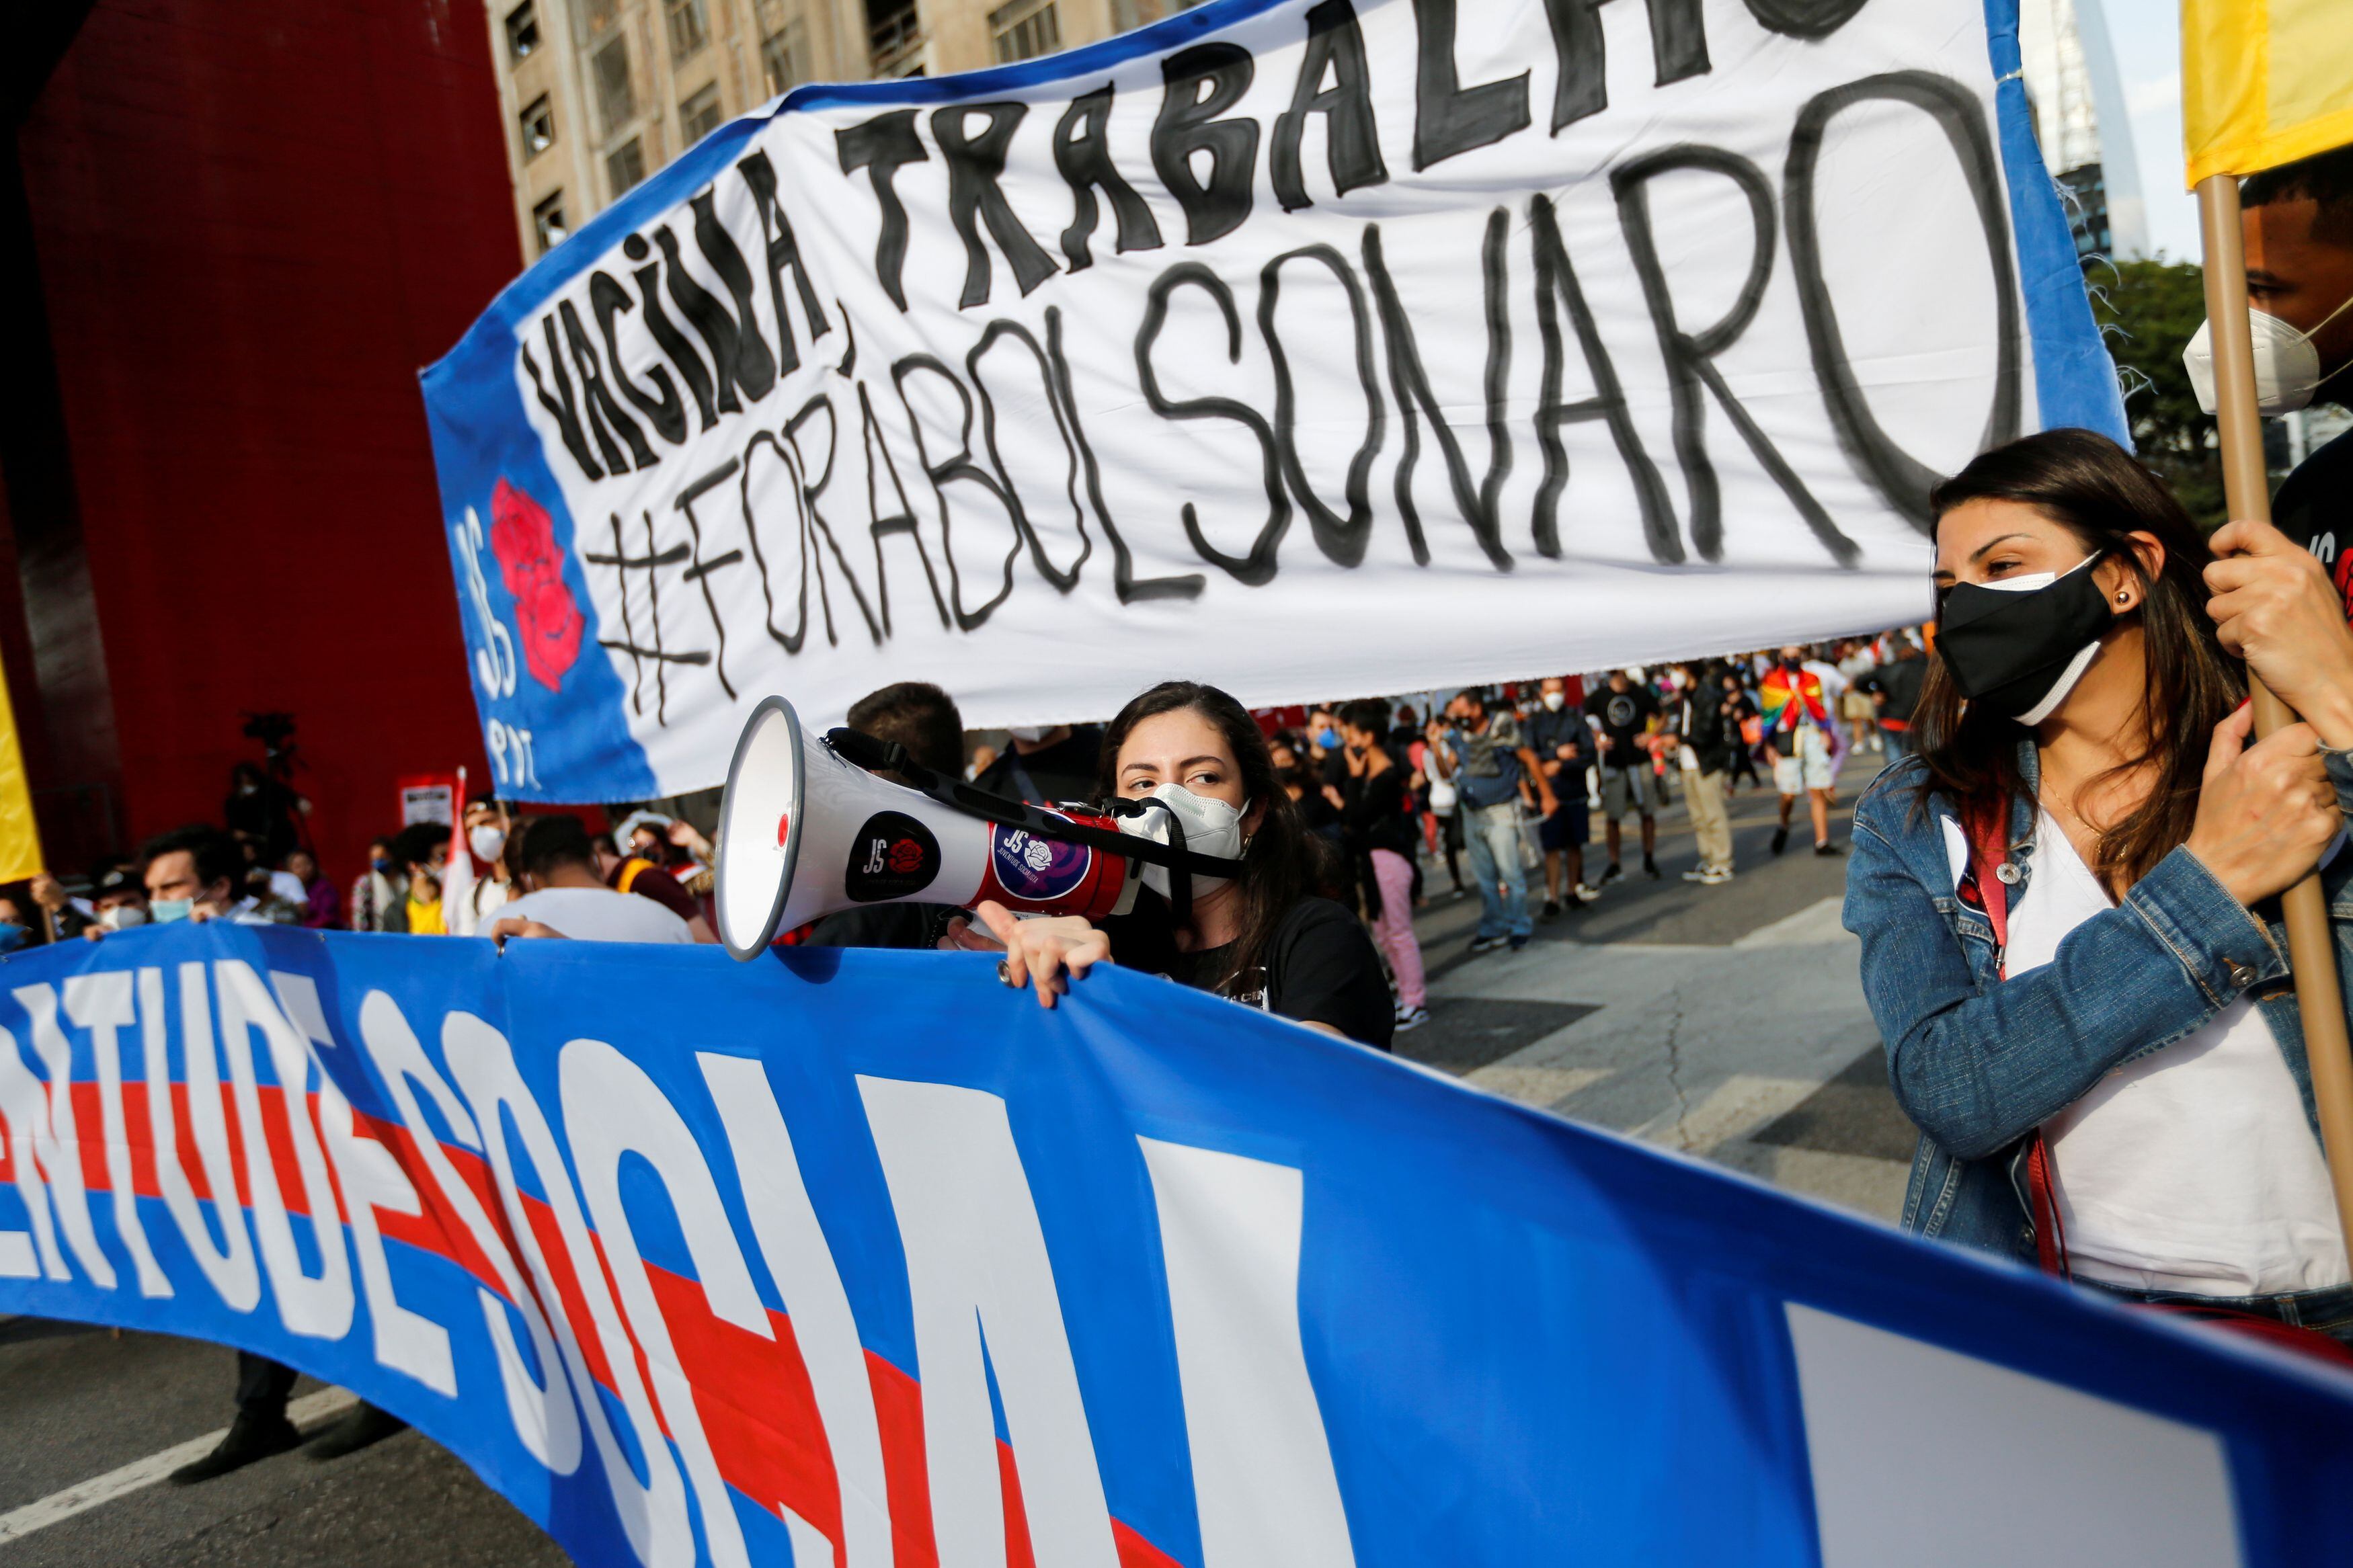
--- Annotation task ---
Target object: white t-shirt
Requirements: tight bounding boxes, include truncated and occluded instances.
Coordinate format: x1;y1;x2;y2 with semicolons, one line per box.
2010;808;2349;1295
493;887;692;944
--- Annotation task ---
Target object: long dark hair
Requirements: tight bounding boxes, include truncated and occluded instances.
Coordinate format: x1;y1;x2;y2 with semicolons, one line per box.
1915;428;2242;889
1094;680;1322;994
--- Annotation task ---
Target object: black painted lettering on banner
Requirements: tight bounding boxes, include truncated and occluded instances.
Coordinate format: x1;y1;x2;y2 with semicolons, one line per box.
558;300;657;472
1259;245;1384;565
1410;0;1530;171
1526;194;1677;561
670;458;746;695
1644;0;1710;85
1786;71;2018;529
1135;262;1291;584
522;316;602;480
737;433;813;654
933;104;1062;308
1743;0;1868;40
1055;86;1165;271
653;225;760;416
969;320;1092;590
1361;214;1515;569
1542;0;1710;133
588;509;711;723
1613;145;1858;567
590;271;690;446
686;189;781;399
623;233;724;435
857;381;952;634
735;151;834;362
891;354;1022;629
1271;0;1390;212
1152;44;1261;246
787;395;885;644
1045;306;1204;602
837;110;930;311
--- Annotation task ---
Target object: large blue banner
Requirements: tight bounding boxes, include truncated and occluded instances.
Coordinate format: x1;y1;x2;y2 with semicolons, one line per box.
0;923;2344;1565
420;0;2126;805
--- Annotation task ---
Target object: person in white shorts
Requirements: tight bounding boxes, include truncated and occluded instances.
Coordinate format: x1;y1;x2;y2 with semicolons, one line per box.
1763;647;1844;856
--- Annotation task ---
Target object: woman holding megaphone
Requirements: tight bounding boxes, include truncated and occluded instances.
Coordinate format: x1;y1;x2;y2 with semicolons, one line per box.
946;680;1397;1049
1848;427;2353;1341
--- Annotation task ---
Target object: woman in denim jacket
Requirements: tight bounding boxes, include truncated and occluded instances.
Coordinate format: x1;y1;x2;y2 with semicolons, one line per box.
1847;429;2353;1338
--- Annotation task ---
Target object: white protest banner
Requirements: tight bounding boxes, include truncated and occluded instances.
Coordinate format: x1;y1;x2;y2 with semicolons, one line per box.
422;0;2121;802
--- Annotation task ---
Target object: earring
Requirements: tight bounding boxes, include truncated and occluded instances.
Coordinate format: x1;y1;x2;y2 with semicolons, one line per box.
2115;589;2130;604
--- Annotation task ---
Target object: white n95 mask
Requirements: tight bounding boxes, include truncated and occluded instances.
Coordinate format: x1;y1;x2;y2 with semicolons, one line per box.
1117;783;1248;901
2185;295;2353;416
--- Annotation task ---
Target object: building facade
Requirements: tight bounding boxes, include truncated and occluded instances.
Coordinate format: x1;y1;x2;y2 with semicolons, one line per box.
479;0;1196;261
2016;0;2149;263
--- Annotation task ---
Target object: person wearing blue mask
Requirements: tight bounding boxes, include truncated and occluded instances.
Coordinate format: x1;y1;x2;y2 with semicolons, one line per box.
132;825;412;1479
0;895;30;953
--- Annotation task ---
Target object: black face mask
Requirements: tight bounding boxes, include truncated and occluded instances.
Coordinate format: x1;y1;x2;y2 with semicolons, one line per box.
1936;553;2115;723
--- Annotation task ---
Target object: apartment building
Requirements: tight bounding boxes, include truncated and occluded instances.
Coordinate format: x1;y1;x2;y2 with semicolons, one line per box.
480;0;1197;263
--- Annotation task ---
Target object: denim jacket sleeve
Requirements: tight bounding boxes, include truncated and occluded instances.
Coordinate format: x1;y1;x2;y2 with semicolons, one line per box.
1845;804;2288;1161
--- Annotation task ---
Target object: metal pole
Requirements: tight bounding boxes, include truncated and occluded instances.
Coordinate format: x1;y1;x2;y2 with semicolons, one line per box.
2196;171;2353;1262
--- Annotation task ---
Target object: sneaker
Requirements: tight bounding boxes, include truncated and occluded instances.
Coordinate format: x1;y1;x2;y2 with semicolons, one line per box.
1599;862;1624;885
1698;864;1735;885
1680;866;1709;882
1770;826;1790;856
1507;934;1530;951
1539;898;1562;920
1468;934;1507;956
169;1409;302;1485
1814;839;1843;857
1642;855;1661;880
1572;882;1602;903
306;1401;408;1462
1394;1005;1430;1032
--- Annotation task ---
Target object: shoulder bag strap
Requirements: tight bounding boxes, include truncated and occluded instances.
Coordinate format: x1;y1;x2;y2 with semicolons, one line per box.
1962;795;2070;1278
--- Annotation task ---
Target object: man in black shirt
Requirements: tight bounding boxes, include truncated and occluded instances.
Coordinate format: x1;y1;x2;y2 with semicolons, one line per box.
1858;641;1929;757
1581;669;1661;882
2229;149;2353;594
1521;677;1595;917
971;723;1104;808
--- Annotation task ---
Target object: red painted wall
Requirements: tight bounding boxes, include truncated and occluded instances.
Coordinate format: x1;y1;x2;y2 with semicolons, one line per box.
17;0;522;884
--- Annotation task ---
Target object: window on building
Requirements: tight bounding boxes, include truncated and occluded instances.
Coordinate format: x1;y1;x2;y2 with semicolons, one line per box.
759;15;807;96
519;94;555;158
532;192;568;253
666;0;709;62
606;138;647;196
594;36;635;132
680;84;722;144
505;1;541;59
989;0;1059;63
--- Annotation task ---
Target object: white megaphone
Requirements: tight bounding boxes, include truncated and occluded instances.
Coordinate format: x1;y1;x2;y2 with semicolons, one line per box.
713;697;1245;960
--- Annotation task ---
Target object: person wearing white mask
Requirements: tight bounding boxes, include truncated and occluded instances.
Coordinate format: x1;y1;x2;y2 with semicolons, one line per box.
947;680;1394;1048
2186;148;2353;612
444;795;516;936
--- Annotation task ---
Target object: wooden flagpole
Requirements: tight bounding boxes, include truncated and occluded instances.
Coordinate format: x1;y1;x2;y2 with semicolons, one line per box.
2196;172;2353;1261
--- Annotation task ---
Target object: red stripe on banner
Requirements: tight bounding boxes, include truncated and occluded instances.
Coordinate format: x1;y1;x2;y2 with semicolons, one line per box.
37;1077;1177;1568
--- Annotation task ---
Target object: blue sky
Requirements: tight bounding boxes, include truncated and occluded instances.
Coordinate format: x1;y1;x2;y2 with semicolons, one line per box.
2096;0;2200;261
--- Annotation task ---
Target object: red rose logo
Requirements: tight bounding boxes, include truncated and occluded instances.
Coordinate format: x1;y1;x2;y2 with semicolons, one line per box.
2332;544;2353;623
488;478;584;691
886;837;924;874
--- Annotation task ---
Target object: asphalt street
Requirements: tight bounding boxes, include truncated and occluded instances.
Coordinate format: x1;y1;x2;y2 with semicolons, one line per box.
0;748;1911;1567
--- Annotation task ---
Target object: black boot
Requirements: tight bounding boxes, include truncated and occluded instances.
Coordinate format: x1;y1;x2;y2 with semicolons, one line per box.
305;1401;409;1461
169;1408;301;1485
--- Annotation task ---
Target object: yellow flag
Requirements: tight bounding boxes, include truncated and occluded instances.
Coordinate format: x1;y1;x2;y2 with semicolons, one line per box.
0;646;41;884
2184;0;2353;185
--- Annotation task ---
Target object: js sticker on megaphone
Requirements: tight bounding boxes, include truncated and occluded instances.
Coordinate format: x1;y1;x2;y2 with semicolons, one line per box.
992;822;1092;901
844;812;941;902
